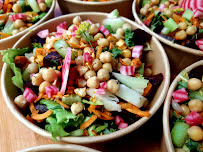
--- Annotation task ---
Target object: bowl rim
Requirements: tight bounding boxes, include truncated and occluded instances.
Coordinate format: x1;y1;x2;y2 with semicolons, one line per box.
62;0;125;5
17;144;100;152
132;0;203;56
1;12;171;144
0;0;56;44
163;60;203;152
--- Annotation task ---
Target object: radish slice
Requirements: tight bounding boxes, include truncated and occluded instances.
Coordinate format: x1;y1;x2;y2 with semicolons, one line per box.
118;122;128;129
185;111;203;126
56;22;67;37
83;52;93;63
159;4;165;11
60;47;71;95
37;29;49;38
23;87;37;103
195;38;203;51
132;45;143;59
115;115;124;126
86;19;93;25
37;0;44;3
95;89;105;95
9;13;27;21
120;66;135;76
72;26;77;37
45;85;59;98
143;19;151;26
0;0;3;9
99;25;110;36
172;88;189;103
100;82;107;89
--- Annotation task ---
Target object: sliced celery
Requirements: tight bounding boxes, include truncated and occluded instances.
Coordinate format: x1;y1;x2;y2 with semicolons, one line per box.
182;9;194;21
53;39;69;58
163;18;179;32
161;27;170;35
27;0;40;13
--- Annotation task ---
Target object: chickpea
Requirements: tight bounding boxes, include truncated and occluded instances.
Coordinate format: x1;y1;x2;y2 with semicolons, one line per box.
152;6;158;10
32;73;43;86
121;49;131;58
186;26;197;35
92;59;102;71
122;58;131;66
12;29;20;35
97;69;110;82
165;10;173;17
42;68;58;82
188;99;203;112
12;4;22;13
39;3;47;12
178;22;187;30
26;16;32;22
175;30;187;40
69;37;79;45
71;102;85;115
187;78;202;91
200;22;203;27
169;4;175;9
187;126;203;141
77;79;87;88
89;24;99;35
14;95;27;109
178;104;190;116
27;63;38;73
94;33;104;41
99;51;112;63
102;63;113;72
73;16;82;25
144;3;151;9
140;7;148;16
122;23;132;30
107;79;120;94
164;1;170;7
29;56;34;63
84;70;96;80
39;81;51;93
55;70;62;78
39;68;47;75
175;149;187;152
116;28;124;36
107;35;117;44
84;47;94;54
76;56;84;65
131;58;142;69
14;19;25;29
87;76;100;88
151;0;159;5
144;68;152;77
97;38;109;47
19;26;27;32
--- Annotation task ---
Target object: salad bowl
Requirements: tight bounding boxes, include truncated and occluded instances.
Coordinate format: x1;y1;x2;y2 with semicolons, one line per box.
1;12;170;144
57;0;134;19
163;60;203;152
132;0;203;56
18;144;100;152
0;0;56;50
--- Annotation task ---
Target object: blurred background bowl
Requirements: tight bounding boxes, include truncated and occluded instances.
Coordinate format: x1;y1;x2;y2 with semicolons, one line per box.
1;12;170;144
132;0;203;56
57;0;134;19
0;0;56;50
163;60;203;152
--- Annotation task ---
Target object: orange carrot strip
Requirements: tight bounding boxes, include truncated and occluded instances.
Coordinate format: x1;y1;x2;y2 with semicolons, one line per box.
34;92;44;103
69;42;81;49
126;107;150;117
3;0;9;12
143;82;152;97
91;130;98;136
83;130;89;136
0;32;11;37
29;102;38;114
92;109;102;118
146;13;155;20
26;115;36;124
119;57;128;66
100;112;114;120
6;4;12;13
88;105;96;114
119;102;133;109
31;110;53;120
71;60;76;64
55;99;69;109
80;115;97;129
96;46;103;59
27;23;33;27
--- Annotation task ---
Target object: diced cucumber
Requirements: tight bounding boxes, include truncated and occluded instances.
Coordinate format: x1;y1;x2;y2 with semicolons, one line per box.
69;129;84;137
163;18;179;32
103;17;125;33
22;69;30;82
45;0;53;8
161;27;170;35
182;9;194;21
115;84;147;108
2;19;15;35
27;0;40;13
171;122;190;148
53;39;69;58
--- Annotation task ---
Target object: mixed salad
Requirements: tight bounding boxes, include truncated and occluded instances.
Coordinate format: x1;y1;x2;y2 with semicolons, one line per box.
0;0;53;39
1;10;163;141
81;0;112;1
138;0;203;51
170;66;203;152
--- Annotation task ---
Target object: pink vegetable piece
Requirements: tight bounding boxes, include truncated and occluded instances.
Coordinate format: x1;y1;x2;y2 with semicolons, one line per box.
172;88;189;103
99;25;109;36
72;26;77;37
30;73;34;79
37;29;49;38
195;38;203;51
185;111;203;126
86;19;93;25
9;13;27;21
143;19;151;26
132;45;143;59
120;66;135;76
23;87;37;103
37;0;45;3
45;85;59;98
0;0;3;9
159;3;166;11
83;52;93;63
118;122;128;129
115;115;124;126
56;22;67;37
100;82;107;89
95;89;105;95
60;47;72;95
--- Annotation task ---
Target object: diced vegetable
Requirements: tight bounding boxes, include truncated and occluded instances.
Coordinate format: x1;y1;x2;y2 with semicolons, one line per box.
95;89;105;95
99;25;109;36
53;39;69;58
23;87;37;103
163;18;179;32
62;94;82;105
22;69;30;82
82;99;103;105
45;85;59;98
2;19;15;35
69;129;84;137
37;29;49;39
182;9;194;21
45;0;53;7
118;122;128;129
189;89;203;101
161;27;170;36
114;115;124;126
172;88;189;103
107;9;119;19
120;66;135;76
132;45;143;59
159;3;165;11
100;82;107;89
103;17;125;33
185;111;203;126
142;0;150;7
9;14;27;21
83;52;93;63
27;0;40;13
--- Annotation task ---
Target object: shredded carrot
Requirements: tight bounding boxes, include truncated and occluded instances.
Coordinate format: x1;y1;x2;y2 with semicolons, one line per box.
55;99;69;109
0;32;11;38
92;109;101;118
88;105;96;113
31;110;53;120
34;92;44;103
162;16;167;22
26;115;36;124
6;4;12;13
29;102;39;114
0;14;6;20
119;57;128;66
57;65;62;70
143;82;152;96
181;41;186;46
103;109;111;116
190;16;200;27
146;13;155;21
3;0;9;12
80;115;97;129
83;130;89;136
69;42;81;49
52;92;63;99
96;46;103;59
172;14;185;23
71;60;76;64
85;62;93;71
27;23;33;27
91;130;98;136
100;112;114;120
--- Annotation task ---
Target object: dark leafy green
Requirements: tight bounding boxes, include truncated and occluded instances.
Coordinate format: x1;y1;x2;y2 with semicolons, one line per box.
32;42;43;48
124;29;135;47
30;13;47;23
177;81;188;89
185;139;202;152
171;111;185;125
104;25;113;33
110;48;122;58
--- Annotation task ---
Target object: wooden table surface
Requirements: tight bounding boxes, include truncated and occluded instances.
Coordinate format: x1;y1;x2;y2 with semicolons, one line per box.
0;4;202;152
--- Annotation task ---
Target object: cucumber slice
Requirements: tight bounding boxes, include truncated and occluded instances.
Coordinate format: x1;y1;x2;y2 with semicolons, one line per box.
182;9;194;21
163;18;179;32
53;39;69;58
171;122;190;148
2;19;15;35
27;0;40;13
103;17;125;33
45;0;53;8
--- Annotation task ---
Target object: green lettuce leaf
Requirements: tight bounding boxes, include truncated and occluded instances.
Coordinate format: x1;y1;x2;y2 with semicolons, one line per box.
62;94;82;105
110;48;122;59
66;113;85;127
189;88;203;101
179;70;189;83
124;29;135;47
95;123;108;133
40;99;62;110
69;129;84;137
